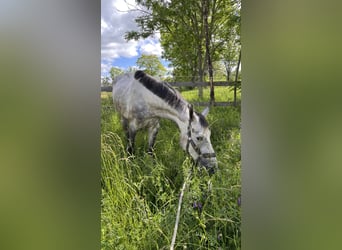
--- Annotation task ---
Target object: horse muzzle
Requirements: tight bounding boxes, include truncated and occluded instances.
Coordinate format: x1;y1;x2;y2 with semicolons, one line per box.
198;154;217;175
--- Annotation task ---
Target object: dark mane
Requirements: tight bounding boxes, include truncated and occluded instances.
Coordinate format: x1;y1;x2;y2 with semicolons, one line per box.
134;70;185;111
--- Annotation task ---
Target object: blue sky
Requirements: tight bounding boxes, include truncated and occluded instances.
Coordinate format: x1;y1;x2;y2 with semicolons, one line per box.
108;56;170;71
101;0;169;78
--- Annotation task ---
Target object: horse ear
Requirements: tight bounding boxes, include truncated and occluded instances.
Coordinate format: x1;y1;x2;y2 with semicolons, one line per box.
201;106;209;117
189;104;194;120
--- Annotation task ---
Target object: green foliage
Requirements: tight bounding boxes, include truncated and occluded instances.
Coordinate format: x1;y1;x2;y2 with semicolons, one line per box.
101;76;111;86
180;86;241;103
101;87;241;249
125;66;138;73
136;54;166;77
109;67;124;82
126;0;241;82
222;41;240;81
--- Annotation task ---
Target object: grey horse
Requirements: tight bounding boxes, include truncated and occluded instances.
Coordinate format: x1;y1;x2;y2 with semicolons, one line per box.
112;70;217;173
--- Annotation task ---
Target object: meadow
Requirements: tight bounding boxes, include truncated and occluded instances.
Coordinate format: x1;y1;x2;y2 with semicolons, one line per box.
101;86;241;249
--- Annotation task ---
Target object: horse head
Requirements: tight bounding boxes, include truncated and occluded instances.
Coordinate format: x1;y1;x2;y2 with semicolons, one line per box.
180;105;217;174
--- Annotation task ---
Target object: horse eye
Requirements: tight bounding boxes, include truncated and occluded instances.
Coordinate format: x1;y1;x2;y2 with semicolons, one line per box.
196;136;203;141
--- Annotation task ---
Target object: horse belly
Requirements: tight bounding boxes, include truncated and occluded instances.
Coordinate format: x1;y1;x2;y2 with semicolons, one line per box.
114;93;154;128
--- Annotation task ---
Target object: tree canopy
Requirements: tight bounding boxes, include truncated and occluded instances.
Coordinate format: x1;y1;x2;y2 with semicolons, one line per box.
109;67;124;82
101;76;111;86
136;54;166;77
126;0;241;82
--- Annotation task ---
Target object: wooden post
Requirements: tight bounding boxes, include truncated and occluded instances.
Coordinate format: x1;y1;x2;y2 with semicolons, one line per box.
234;50;241;106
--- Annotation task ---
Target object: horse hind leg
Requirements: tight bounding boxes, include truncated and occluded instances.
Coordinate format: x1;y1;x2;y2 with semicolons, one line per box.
148;119;160;155
122;118;136;155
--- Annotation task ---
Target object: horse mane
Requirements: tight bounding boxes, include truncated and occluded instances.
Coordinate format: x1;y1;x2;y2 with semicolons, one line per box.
134;70;186;112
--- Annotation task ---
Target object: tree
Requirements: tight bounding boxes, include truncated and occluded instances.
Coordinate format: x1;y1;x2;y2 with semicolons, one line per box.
219;0;241;81
125;0;205;82
109;67;124;82
101;76;111;86
126;0;241;99
126;66;139;73
234;49;241;106
203;0;215;104
212;61;227;81
223;41;240;81
136;54;166;77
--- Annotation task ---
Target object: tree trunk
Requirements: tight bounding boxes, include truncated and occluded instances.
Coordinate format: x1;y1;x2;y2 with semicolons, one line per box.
234;49;241;106
204;0;214;105
224;61;231;82
198;44;203;99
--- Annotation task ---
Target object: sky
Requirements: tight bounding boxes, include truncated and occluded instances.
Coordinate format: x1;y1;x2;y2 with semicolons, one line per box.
101;0;168;78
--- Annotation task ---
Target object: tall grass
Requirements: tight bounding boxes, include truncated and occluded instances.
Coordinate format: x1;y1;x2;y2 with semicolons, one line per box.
101;88;241;249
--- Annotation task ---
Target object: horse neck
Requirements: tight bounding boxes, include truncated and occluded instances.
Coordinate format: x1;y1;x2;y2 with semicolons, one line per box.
156;103;189;136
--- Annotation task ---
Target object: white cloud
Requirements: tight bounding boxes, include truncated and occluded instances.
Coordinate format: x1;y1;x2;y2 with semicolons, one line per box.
101;0;165;76
101;61;112;77
113;0;137;13
102;40;138;59
101;19;109;34
139;39;163;57
101;0;140;61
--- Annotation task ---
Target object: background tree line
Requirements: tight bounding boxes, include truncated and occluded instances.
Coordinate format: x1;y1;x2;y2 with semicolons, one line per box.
101;54;167;86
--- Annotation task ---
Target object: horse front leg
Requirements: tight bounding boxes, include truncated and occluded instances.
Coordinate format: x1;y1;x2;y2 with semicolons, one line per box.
122;118;136;155
127;129;136;155
148;119;160;155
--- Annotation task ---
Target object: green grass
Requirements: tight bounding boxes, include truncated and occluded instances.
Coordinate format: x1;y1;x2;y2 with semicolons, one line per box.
101;87;241;249
177;86;241;103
